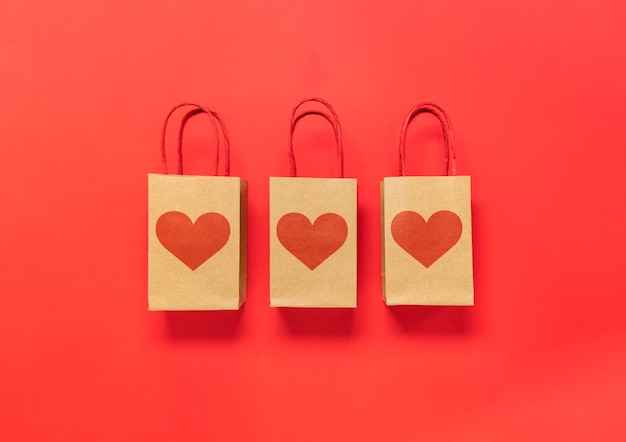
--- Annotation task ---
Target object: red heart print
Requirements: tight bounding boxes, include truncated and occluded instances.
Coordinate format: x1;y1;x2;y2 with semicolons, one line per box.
156;211;230;271
277;212;348;270
391;210;462;268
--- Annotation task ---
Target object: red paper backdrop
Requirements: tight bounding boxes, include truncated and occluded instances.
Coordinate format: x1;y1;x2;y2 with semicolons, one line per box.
2;1;626;440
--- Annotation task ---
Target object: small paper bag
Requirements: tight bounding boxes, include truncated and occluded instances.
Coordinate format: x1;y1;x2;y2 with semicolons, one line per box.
148;104;246;310
270;98;357;308
381;103;474;306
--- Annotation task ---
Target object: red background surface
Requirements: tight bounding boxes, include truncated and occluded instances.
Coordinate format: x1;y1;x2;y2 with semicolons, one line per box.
2;1;626;440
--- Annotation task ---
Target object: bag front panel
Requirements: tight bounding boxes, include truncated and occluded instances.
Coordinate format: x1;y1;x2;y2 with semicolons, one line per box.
148;174;245;310
270;177;357;308
382;176;474;306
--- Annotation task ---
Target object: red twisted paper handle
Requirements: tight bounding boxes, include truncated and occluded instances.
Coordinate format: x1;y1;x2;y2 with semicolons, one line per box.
399;102;457;176
288;97;343;178
160;103;230;176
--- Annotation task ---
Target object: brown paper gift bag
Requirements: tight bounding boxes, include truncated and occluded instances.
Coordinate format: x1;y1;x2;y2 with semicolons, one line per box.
270;98;357;308
381;103;474;306
148;103;247;310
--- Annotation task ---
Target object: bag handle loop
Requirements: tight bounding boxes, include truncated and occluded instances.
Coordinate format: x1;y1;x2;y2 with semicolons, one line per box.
160;103;230;176
399;102;457;176
288;97;343;178
178;107;230;176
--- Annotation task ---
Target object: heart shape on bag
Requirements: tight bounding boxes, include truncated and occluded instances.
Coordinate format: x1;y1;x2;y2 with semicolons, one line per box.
391;210;462;268
156;211;230;271
277;212;348;270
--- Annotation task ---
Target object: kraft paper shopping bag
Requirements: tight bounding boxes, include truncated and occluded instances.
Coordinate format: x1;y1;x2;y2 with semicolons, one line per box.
270;98;357;308
148;103;247;310
381;102;474;306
